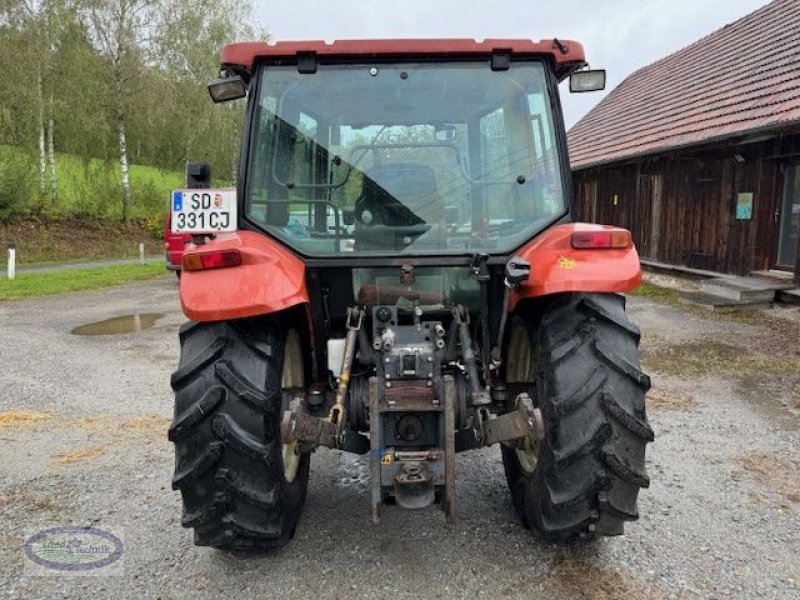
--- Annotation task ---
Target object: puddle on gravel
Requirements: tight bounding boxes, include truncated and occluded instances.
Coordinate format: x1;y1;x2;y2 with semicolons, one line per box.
71;313;164;336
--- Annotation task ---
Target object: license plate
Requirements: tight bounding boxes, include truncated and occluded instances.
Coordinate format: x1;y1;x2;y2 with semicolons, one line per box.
171;189;237;233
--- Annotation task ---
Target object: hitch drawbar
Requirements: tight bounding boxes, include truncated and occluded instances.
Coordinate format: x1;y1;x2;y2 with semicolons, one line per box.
479;393;544;446
280;304;545;526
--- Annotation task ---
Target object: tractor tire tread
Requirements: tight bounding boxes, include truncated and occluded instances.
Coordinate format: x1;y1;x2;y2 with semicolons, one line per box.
168;385;226;442
171;441;224;489
602;447;651;488
550;320;595;363
551;368;606;417
169;317;309;551
170;336;227;390
215;360;270;412
501;292;652;541
594;339;652;391
211;413;272;461
580;295;641;341
551;422;612;467
602;392;655;441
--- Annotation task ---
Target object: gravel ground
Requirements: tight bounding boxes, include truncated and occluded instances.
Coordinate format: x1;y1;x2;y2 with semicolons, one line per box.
0;277;798;599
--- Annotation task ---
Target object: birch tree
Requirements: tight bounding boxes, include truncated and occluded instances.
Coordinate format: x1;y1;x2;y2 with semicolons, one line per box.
28;1;49;196
1;0;54;196
46;110;58;202
82;0;159;222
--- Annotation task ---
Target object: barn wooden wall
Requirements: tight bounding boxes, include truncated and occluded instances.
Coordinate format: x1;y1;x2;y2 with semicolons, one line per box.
572;133;800;277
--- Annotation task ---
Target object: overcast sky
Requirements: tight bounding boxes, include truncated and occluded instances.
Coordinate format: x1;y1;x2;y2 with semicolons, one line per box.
253;0;771;128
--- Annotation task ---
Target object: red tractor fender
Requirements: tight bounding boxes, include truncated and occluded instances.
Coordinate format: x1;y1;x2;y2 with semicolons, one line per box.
179;231;309;322
509;223;641;310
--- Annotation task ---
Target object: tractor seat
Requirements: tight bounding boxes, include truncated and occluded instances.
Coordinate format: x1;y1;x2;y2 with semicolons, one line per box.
354;163;441;228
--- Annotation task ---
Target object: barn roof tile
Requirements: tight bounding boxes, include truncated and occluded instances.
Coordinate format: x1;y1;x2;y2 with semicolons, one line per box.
568;0;800;170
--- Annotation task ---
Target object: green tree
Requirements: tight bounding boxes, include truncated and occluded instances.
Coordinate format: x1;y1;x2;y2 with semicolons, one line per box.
81;0;161;223
1;0;56;198
155;0;263;181
1;0;265;222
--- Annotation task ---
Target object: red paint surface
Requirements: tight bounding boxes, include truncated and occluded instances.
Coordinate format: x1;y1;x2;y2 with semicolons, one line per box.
510;223;642;309
179;230;309;321
221;38;585;76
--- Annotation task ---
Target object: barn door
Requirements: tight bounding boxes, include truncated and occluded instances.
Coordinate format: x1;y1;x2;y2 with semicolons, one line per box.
635;174;662;261
776;164;800;270
587;180;598;223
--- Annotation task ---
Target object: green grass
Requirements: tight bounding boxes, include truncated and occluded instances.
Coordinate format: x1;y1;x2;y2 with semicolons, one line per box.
628;282;682;305
641;339;800;377
51;151;183;199
55;151;183;225
0;215;165;265
0;262;167;301
1;145;183;223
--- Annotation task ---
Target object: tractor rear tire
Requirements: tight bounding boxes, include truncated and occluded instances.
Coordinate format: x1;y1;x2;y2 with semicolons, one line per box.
169;317;309;550
502;292;653;540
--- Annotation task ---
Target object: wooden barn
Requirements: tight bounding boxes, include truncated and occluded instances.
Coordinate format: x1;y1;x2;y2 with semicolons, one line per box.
568;0;800;285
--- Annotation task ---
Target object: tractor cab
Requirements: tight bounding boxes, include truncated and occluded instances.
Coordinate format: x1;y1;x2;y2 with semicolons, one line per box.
241;55;568;259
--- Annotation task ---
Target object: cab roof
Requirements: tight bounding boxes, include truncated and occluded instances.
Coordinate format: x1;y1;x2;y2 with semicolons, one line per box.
220;38;586;81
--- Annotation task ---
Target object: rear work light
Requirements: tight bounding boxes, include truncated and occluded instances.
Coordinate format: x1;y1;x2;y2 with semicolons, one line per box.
571;230;632;249
183;249;241;271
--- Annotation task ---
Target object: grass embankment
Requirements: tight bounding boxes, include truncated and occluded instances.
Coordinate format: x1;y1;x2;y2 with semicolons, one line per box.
1;146;183;260
1;146;184;263
0;262;166;301
43;151;183;217
0;215;164;265
2;145;183;223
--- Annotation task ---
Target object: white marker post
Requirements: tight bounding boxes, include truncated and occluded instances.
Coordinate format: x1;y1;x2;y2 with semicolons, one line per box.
139;242;145;265
7;243;15;281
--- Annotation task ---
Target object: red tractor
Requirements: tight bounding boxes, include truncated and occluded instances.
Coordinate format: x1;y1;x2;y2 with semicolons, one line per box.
168;39;652;550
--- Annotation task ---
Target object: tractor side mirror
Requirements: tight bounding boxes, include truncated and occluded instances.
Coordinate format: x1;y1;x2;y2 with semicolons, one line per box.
208;75;247;103
570;69;606;93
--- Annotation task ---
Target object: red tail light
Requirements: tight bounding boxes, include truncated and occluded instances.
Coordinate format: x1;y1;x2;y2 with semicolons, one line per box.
571;230;632;249
183;249;242;271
